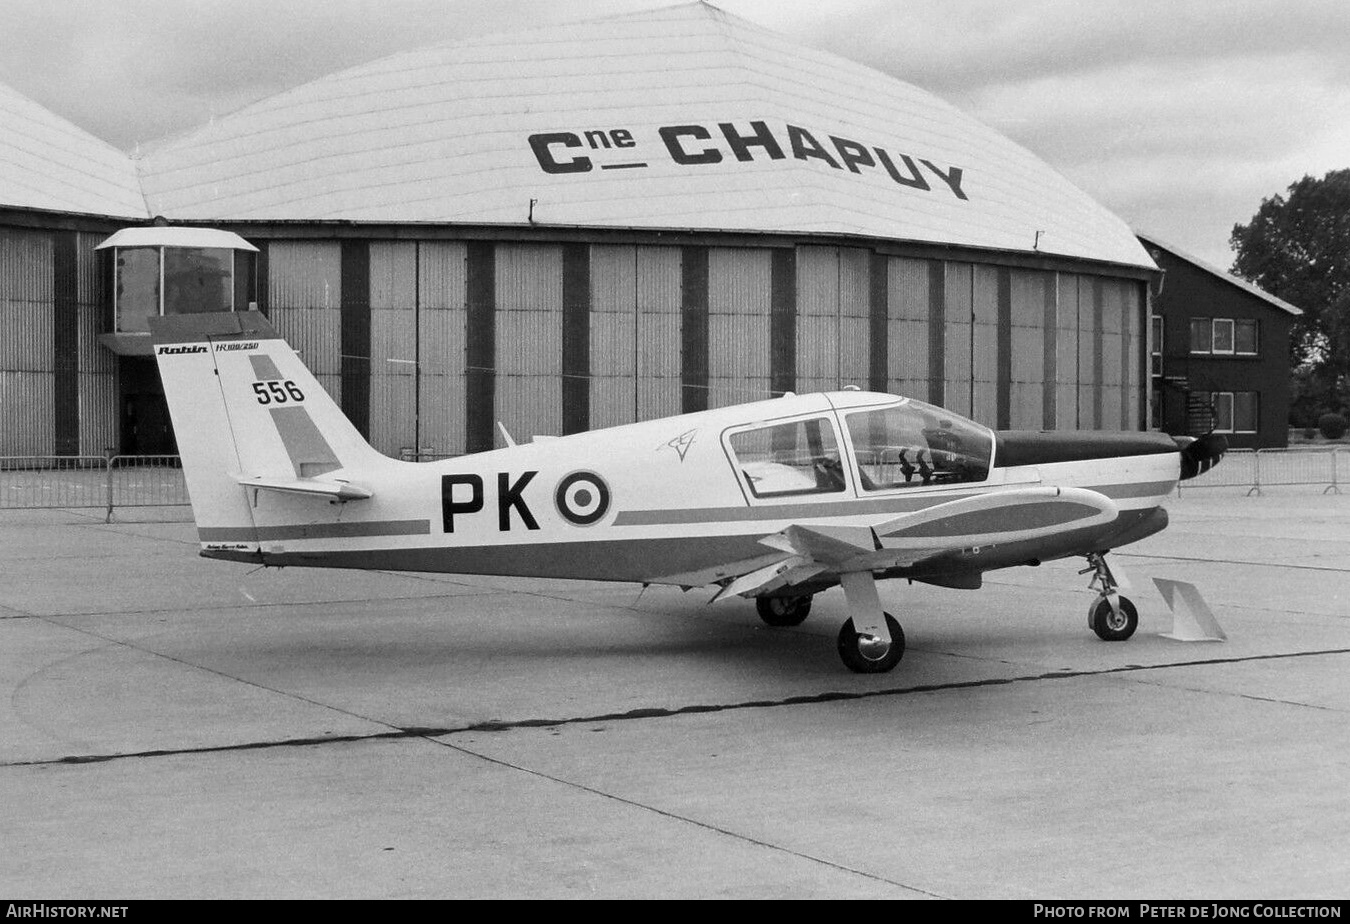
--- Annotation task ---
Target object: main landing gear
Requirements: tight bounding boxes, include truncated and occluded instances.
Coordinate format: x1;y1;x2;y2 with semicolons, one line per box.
1080;551;1138;641
755;573;908;674
837;612;905;674
755;594;813;627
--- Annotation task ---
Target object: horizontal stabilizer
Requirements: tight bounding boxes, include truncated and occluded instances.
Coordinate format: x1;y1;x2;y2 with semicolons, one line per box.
235;474;373;501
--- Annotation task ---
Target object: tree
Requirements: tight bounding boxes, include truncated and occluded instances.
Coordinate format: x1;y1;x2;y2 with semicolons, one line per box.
1230;169;1350;408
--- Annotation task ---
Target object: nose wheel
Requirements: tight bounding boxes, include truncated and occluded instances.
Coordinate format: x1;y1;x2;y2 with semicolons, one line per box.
1089;595;1138;641
1081;551;1138;641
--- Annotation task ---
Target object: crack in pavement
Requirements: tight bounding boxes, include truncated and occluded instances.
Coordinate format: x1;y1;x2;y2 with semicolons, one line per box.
6;645;1347;770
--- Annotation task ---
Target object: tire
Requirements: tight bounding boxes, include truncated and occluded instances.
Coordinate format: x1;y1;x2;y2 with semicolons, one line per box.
837;613;905;673
756;594;813;627
1090;596;1138;641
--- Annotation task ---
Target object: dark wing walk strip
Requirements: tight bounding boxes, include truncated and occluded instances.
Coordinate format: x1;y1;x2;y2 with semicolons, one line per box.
9;646;1348;769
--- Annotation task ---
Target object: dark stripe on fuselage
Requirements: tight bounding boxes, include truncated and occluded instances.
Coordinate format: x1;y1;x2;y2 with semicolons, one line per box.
206;508;1168;585
993;431;1179;468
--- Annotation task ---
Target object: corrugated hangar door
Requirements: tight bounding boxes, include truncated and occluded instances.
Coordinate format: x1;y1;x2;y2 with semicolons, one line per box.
494;243;563;442
0;229;55;454
706;248;771;409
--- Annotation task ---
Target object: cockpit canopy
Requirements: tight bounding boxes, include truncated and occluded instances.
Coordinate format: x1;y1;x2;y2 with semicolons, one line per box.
844;400;993;491
725;397;993;499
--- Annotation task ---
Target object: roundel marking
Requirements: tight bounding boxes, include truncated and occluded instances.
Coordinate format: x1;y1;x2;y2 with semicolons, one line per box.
555;471;611;526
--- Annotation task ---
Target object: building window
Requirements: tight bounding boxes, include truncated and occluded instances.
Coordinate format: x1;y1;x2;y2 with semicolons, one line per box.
114;245;239;333
113;247;161;333
1195;391;1258;434
1234;319;1258;354
1190;318;1258;356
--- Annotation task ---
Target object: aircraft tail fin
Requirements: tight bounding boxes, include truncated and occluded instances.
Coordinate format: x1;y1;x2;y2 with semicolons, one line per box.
151;311;388;552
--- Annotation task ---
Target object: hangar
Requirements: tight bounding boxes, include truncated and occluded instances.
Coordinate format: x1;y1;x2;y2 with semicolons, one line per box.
0;2;1156;459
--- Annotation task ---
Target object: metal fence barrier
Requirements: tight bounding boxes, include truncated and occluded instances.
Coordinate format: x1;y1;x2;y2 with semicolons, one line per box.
1177;447;1346;495
0;455;188;521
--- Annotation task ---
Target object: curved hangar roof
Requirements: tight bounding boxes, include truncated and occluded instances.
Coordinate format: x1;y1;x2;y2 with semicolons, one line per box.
0;81;144;219
140;3;1145;270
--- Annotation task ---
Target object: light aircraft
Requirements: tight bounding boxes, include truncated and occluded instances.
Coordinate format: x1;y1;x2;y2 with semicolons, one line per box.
152;311;1225;673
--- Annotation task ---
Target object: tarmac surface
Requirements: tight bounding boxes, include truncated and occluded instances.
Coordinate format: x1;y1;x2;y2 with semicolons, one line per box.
2;489;1348;899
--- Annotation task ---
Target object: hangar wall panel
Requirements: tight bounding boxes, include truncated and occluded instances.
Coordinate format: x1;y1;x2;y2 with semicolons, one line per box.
76;232;116;454
635;246;682;421
943;263;973;418
369;242;417;456
1056;273;1080;430
707;248;770;409
1;372;55;454
1076;276;1100;429
0;230;55;454
796;246;840;393
1121;281;1143;429
0;230;54;374
838;248;870;391
1100;276;1123;432
1010;269;1049;429
495;243;562;438
886;257;930;401
589;244;638;430
417;241;467;455
268;241;343;407
794;246;871;393
971;264;999;425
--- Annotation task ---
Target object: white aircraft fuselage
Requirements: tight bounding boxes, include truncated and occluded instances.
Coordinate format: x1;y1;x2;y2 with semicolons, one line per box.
153;312;1223;672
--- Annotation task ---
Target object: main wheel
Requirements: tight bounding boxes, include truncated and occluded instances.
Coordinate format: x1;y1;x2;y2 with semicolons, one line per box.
837;613;905;673
1090;596;1138;641
756;594;813;627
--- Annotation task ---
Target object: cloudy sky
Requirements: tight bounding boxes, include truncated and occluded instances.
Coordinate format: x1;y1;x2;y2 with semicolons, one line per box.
1;0;1345;270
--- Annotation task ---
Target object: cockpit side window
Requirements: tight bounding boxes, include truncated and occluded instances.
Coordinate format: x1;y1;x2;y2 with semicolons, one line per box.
845;404;992;490
728;416;846;498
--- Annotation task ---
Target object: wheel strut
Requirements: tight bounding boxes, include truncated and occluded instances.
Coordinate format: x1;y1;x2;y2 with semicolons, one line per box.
1080;551;1138;641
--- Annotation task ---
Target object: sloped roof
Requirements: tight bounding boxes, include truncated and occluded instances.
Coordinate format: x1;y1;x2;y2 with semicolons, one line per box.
1137;232;1302;316
0;81;144;219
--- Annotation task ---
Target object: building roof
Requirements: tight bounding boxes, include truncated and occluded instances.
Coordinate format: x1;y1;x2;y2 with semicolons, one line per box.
1137;232;1302;316
93;227;258;252
0;81;145;219
1;3;1153;271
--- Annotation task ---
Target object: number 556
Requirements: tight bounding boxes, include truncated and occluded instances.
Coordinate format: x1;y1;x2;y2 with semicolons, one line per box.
253;380;305;404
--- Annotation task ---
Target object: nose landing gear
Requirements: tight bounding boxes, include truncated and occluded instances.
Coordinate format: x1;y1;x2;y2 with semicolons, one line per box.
1080;551;1138;641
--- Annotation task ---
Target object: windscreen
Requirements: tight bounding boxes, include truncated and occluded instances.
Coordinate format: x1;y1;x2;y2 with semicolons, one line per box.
845;401;993;490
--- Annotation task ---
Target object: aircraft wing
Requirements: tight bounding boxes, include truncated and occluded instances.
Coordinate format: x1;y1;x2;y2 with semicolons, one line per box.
655;486;1118;599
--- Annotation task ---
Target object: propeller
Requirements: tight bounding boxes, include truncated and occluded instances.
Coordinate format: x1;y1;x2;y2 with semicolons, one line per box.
1174;433;1228;480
